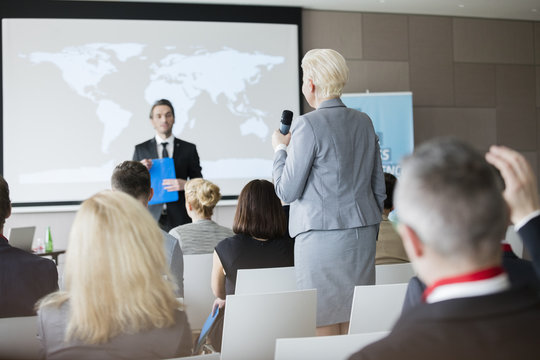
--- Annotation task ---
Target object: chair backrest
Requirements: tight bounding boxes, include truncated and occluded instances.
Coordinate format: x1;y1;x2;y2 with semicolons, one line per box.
375;263;415;284
221;289;316;360
183;253;215;330
235;266;296;295
0;315;41;359
349;283;408;334
274;331;389;360
165;353;221;360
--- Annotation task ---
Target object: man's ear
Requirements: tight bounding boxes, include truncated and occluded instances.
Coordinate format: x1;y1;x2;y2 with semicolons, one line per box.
398;223;424;259
7;202;11;219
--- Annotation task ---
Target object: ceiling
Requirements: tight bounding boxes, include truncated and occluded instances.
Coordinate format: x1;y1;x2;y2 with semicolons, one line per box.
93;0;540;21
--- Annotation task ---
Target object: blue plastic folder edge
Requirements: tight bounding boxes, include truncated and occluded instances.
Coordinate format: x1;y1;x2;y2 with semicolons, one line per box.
148;158;179;205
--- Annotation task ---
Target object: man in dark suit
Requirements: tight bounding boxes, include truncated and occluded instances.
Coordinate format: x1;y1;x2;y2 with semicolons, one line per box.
133;99;202;231
349;138;540;360
0;176;58;318
401;143;540;312
402;243;540;313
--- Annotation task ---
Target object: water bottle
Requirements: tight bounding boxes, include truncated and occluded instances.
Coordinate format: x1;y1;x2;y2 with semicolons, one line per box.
45;226;53;253
34;237;45;253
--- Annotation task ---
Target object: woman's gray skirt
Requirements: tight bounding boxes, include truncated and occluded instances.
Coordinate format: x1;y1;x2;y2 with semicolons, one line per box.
295;225;377;327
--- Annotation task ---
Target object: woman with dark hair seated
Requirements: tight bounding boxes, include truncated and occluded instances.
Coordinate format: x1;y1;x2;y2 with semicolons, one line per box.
208;179;294;350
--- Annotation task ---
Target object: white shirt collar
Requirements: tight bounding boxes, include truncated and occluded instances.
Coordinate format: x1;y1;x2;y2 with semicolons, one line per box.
154;134;174;158
426;273;510;304
514;210;540;232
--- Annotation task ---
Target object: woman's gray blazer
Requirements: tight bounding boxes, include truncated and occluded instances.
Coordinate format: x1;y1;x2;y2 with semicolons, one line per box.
273;98;386;237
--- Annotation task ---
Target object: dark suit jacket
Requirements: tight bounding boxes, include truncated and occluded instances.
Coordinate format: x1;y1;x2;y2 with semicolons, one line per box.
0;236;58;318
401;247;540;313
350;286;540;360
133;137;202;227
518;215;540;277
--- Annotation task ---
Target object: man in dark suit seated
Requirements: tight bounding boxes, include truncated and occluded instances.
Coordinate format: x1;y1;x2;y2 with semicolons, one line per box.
402;145;540;312
349;138;540;360
0;176;58;318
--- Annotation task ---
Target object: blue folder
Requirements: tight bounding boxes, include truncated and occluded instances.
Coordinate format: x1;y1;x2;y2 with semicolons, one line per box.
148;158;179;205
193;306;222;354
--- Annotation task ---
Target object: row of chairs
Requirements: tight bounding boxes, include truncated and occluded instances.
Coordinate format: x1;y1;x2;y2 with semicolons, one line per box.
176;261;413;359
173;331;389;360
184;255;414;330
0;260;414;359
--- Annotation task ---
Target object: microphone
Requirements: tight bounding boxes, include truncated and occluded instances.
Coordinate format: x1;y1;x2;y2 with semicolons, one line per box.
279;110;293;135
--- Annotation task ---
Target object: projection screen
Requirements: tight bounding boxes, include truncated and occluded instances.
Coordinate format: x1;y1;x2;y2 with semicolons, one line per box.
1;2;301;205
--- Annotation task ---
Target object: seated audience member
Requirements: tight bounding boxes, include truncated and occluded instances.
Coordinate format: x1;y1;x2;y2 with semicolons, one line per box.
401;146;540;312
375;173;409;265
169;178;233;254
209;179;294;350
37;191;192;359
0;175;58;318
111;161;184;297
349;138;540;360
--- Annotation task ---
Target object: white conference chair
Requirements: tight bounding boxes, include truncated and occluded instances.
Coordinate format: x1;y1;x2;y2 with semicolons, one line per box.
274;331;389;360
0;315;41;359
235;266;296;295
183;253;215;331
167;353;221;360
220;289;316;360
348;283;408;334
375;263;415;284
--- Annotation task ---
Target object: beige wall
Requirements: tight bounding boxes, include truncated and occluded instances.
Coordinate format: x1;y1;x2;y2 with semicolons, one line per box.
303;10;540;184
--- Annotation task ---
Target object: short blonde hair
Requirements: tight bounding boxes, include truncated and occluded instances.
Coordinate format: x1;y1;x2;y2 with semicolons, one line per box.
301;49;349;99
185;178;221;218
39;191;180;344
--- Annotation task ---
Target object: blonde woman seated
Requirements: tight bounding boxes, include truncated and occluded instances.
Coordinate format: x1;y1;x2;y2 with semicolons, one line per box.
169;178;234;254
37;191;192;359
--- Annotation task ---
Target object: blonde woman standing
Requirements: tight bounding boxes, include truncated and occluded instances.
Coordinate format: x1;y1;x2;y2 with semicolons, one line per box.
272;49;386;335
37;191;192;359
169;178;233;254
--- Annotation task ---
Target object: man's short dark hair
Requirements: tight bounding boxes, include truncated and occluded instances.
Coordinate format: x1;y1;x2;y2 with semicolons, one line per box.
149;99;175;119
0;176;10;229
233;179;287;239
384;173;397;210
111;161;151;202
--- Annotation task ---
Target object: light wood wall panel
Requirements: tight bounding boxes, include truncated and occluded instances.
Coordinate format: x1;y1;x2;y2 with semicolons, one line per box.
302;10;363;59
453;18;534;64
345;60;409;93
454;63;496;107
408;16;454;106
362;13;408;61
496;65;537;150
413;108;497;152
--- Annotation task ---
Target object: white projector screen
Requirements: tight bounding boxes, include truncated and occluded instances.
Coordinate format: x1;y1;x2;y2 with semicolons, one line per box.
2;10;300;205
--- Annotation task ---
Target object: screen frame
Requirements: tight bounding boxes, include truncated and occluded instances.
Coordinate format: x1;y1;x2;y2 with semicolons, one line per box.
1;0;303;206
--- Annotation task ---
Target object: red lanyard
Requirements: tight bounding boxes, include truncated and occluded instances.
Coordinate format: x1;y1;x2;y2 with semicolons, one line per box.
501;243;512;253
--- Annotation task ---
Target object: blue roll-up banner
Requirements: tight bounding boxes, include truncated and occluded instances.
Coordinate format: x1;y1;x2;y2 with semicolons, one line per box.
341;92;414;177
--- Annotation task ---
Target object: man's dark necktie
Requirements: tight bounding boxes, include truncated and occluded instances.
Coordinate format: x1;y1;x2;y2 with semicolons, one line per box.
161;142;169;158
